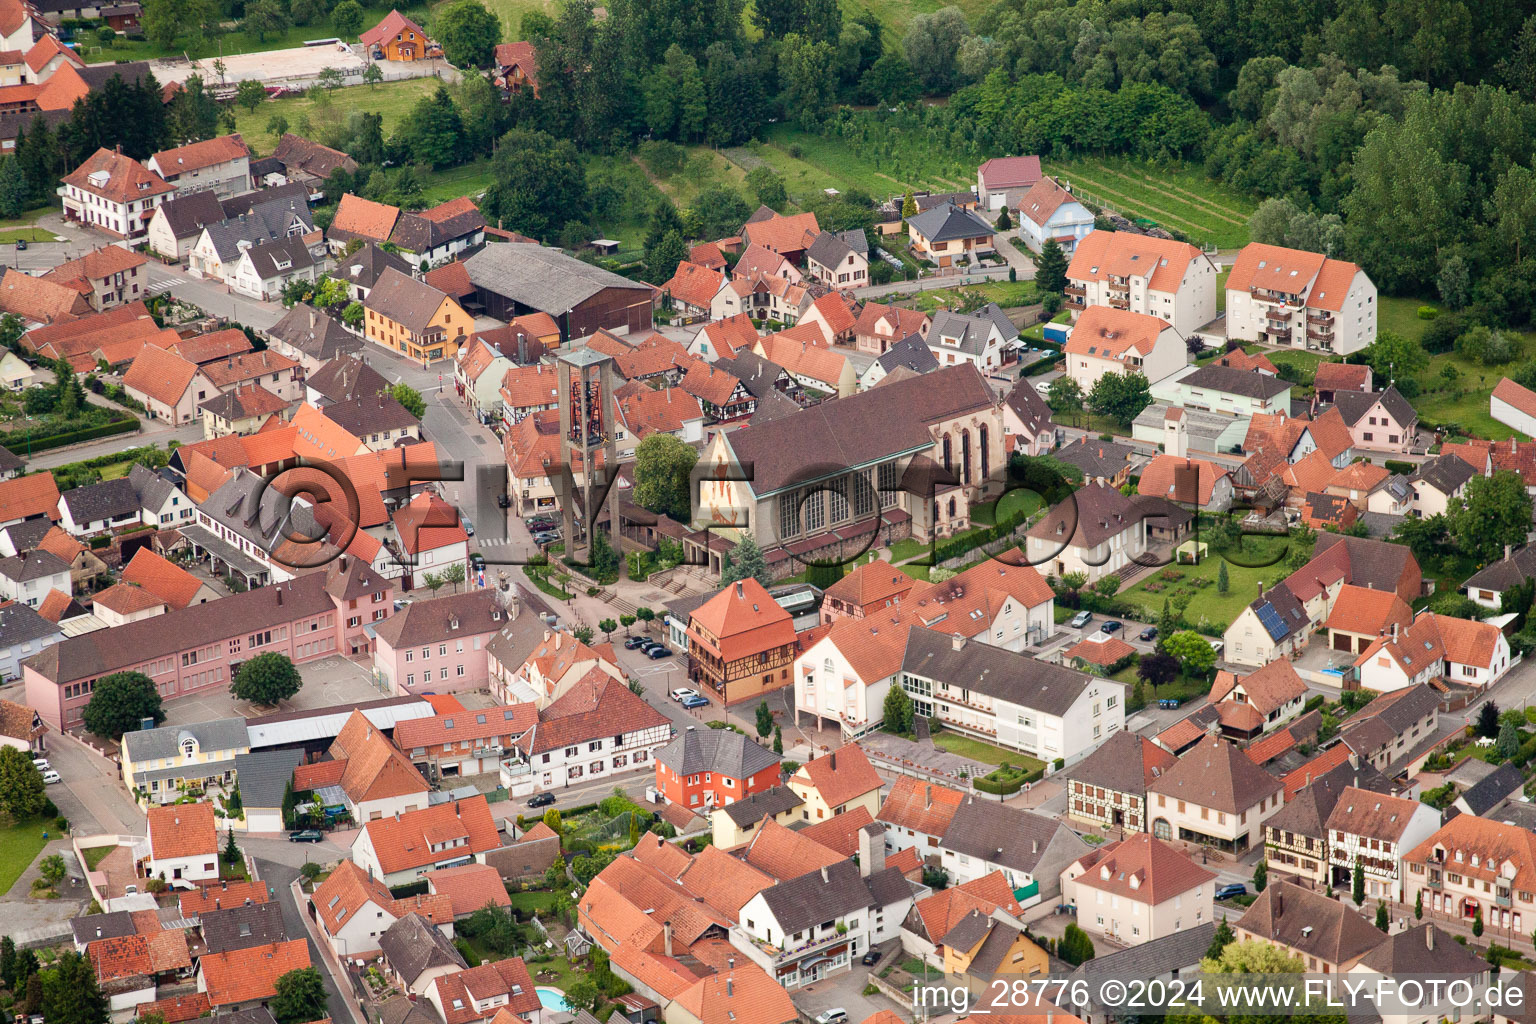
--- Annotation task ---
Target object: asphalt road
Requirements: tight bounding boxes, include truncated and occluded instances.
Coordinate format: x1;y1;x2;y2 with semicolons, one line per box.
259;856;362;1024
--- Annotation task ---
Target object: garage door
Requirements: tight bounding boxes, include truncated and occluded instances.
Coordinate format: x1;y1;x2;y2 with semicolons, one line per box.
1332;632;1351;651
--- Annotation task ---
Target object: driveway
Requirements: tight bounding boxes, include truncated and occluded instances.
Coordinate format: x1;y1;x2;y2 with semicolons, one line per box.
793;959;908;1024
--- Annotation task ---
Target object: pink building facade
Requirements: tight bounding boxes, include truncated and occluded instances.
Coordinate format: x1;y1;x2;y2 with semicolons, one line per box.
23;560;394;730
371;590;509;696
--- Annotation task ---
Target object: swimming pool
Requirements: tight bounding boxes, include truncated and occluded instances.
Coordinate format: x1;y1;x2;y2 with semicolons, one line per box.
536;988;571;1012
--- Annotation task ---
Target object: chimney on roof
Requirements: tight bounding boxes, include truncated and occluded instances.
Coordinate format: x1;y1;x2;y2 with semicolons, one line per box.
663;921;672;957
1032;839;1038;854
735;581;743;599
820;865;829;884
830;751;836;771
1427;927;1434;951
924;784;932;808
276;588;282;605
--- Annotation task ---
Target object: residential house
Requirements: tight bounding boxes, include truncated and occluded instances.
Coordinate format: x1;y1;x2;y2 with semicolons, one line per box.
804;229;869;290
926;304;1018;371
199;384;291;438
335;243;413;302
373;590;508;697
147;135;252;199
614;387;704;454
0;267;92;325
145;801;219;884
860;334;939;390
426;862;512;922
39;245;146;311
1024;482;1149;583
878;775;964;860
898;628;1123;767
786;743;883;823
1354;611;1512;693
425;959;542;1024
1336;685;1442;773
325;393;420;451
1324;786;1440;902
1056;437;1135;486
1137;455;1232;512
906;203;996;267
227;236;318;302
730;852;917;987
684;578;797;706
1408;454;1475;518
295;709;429;823
663;261;725;318
310;860;452;957
937;797;1089;898
1225;243;1377;355
1404;814;1536;933
144;191;230;263
0;698;44;756
1061;730;1178;835
197;940;311;1012
1015;176;1093;254
1205;660;1308;741
495;627;625;707
119;547;215;608
754;329;856;397
388;491;469;593
712;273;812;325
0;604;62;681
799;291;859;345
1348;924;1488;1024
501;673;671;794
1314;363;1373;405
269;134;358;189
741;208;820;262
666;963;798;1024
0;351;30;389
656;725;779;813
59;147;175;242
687;313;758;362
0;473;61;529
977;156;1042;210
1324;584;1413;656
492;41;537;95
1333;386;1417;454
361;10;438;61
819;558;915;624
1464;544;1536;610
119;345;219;424
1060;834;1216;945
365;266;470;362
1233;881;1389;974
901;870;1026;966
187;195;316;283
453;335;516;424
388;197;485;267
1001;377;1056;456
351;795;502;887
1176;363;1293;416
852;302;930;356
466;243;654;339
119;715;249;806
710;786;803;849
1146;735;1284;853
328;193;401;251
378;912;466;997
1066;230;1219;337
1064;305;1186;390
0;549;70;606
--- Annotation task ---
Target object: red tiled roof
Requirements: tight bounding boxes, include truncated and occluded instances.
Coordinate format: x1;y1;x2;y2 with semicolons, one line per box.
0;267;90;324
1064;634;1136;666
151;135;250;175
432;958;541;1024
360;797;500;875
178;879;270;916
360;9;429;48
791;743;882;810
123;346;201;408
147;801;216;860
199;939;310;1007
62;148;174;205
0;473;61;523
879;775;965;837
1067;833;1216;904
428;863;512;918
663;261;724;309
1067;230;1205;294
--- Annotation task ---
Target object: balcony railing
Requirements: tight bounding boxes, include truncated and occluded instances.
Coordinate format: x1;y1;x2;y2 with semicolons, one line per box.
1065;297;1085;309
735;925;851;964
1307;310;1334;324
1107;280;1130;294
1306;327;1334;342
1268;325;1292;339
1251;288;1301;307
1108;296;1130;310
1065;285;1086;297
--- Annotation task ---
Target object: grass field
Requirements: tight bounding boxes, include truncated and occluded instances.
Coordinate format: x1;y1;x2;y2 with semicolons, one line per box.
931;729;1045;771
644;149;751;211
894;279;1041;313
1045;156;1257;249
78;0;423;62
507;890;558;915
0;819;49;895
1118;534;1291;631
230;78;443;155
727;127;967;207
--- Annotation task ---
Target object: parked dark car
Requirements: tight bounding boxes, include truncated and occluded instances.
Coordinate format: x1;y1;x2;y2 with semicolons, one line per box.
288;830;323;843
528;792;556;808
860;951;881;966
624;636;650;649
647;645;671;659
1139;626;1158;641
497;494;512;508
1215;883;1247;901
469;553;485;570
1101;620;1123;634
14;240;25;251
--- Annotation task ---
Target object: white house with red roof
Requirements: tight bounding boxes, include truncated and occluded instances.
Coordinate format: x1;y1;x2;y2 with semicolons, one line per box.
1492;377;1536;439
145;801;219;884
311;860;454;956
501;673;670;794
1064;305;1186;390
350;795;502;886
1016;176;1094;254
147;135;252;200
1066;230;1218;336
976;155;1042;210
426;958;543;1024
391;491;469;591
1060;833;1216;945
1354;611;1512;693
787;743;883;821
1225;242;1376;355
60;147;176;242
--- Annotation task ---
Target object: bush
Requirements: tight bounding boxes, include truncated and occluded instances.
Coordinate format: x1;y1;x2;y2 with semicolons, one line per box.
1;415;137;453
1418;305;1439;320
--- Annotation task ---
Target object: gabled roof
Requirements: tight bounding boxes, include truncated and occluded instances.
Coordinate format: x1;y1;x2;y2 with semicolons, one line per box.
1324;583;1412;637
663;261;724;309
269;304;360;363
1067;833;1215;904
0;473;60;523
123;346;202;407
1235;881;1388;966
1061;730;1176;795
656;728;779;781
1146;734;1282;813
378;910;465;983
790;743;881;810
432;959;542;1024
270;134;358;180
358;796;500;874
147;801;217;860
670;961;798;1024
741;818;843;880
363;267;455;334
361;9;429;48
1137;455;1228;505
1324;786;1425;842
1016;175;1079;226
331;193;400;244
0;267;90;324
330;709;430;805
1064;305;1175;363
978;156;1042;189
1314;362;1371;394
1333;386;1416;429
740;211;819;254
1067;230;1206;293
62;147;173;204
151;135;249;176
906;203;995;244
199;940;310;1007
939;798;1087;875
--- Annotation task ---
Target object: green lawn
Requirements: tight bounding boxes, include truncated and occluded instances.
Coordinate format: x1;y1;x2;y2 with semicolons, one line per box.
418;158;496;205
82;845;114;871
899;279;1041;314
644;148;752;212
738;126;971;205
1043;156;1258;249
971;487;1043;526
507;890;558;915
0;819;50;895
79;0;425;62
930;729;1046;771
1118;534;1291;632
230;78;444;154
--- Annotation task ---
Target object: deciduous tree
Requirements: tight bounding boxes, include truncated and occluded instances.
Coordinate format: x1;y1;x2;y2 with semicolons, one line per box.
436;0;502;68
231;653;302;706
633;433;697;521
270;967;328;1024
0;747;44;822
1162;630;1215;677
1450;472;1532;566
82;672;164;740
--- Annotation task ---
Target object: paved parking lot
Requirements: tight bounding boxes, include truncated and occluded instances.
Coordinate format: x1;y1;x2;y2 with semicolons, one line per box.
162;655;387;726
792;953;907;1024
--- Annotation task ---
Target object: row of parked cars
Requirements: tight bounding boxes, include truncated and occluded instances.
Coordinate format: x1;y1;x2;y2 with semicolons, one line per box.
526;513;562;547
31;756;59;784
668;687;710;710
1067;610;1159;642
624;635;672;659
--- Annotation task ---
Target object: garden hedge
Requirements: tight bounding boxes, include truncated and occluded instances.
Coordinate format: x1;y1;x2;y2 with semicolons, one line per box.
2;415;136;453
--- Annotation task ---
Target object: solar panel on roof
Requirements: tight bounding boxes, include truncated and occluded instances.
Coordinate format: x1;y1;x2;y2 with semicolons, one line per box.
1256;603;1288;640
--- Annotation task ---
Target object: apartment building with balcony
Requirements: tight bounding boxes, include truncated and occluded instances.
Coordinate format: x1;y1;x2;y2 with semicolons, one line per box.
394;701;537;780
1224;243;1377;355
1404;814;1536;935
1063;306;1187;391
898;628;1124;767
1065;230;1218;336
